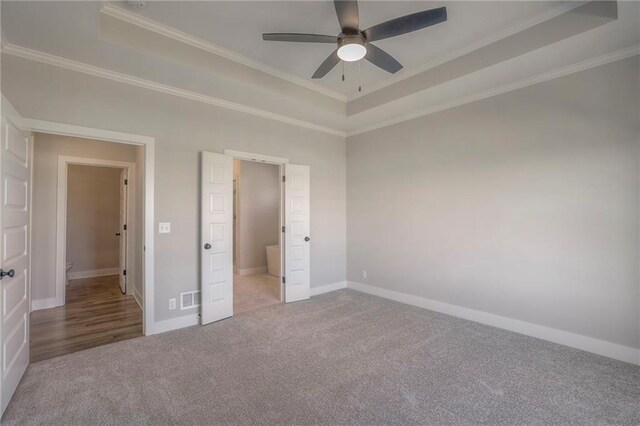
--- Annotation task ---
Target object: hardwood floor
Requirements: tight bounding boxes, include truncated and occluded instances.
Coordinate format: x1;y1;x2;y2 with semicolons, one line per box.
233;273;281;315
30;275;142;363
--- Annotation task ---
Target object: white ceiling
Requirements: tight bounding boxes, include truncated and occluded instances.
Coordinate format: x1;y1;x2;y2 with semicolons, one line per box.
126;1;563;95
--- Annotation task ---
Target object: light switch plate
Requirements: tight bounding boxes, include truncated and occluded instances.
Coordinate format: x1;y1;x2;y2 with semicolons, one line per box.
159;222;171;234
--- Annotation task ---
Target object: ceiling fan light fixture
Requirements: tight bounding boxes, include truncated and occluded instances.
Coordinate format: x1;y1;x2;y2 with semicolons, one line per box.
337;36;366;62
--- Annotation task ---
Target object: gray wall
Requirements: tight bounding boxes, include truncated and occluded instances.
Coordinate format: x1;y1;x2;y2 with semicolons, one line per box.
235;160;280;272
347;57;640;349
3;53;347;322
66;165;121;274
31;133;139;301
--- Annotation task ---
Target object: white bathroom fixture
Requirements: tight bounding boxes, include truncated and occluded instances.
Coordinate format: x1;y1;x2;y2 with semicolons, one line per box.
265;245;280;277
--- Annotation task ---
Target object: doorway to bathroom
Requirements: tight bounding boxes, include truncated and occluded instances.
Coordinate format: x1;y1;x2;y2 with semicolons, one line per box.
232;158;283;314
201;149;310;325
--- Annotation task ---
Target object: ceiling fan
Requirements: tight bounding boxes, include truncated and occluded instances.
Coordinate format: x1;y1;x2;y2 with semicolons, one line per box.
262;0;447;79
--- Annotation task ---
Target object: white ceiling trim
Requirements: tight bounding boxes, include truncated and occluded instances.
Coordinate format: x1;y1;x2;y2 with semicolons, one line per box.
348;1;586;102
1;43;346;138
3;42;636;141
347;44;640;137
100;2;347;103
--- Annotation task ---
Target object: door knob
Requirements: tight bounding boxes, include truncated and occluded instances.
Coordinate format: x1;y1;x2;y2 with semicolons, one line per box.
204;243;212;250
0;269;15;279
115;233;121;236
304;236;310;242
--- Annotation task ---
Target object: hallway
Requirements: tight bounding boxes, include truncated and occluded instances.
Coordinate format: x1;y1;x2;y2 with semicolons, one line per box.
30;275;142;363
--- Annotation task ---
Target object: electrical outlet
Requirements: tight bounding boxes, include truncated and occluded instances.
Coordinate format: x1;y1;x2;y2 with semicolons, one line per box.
169;298;176;310
362;270;367;279
159;222;171;234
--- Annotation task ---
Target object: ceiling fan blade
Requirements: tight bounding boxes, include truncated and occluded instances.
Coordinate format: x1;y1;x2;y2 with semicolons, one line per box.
365;43;403;74
262;33;338;43
334;0;359;31
363;7;447;42
312;50;340;79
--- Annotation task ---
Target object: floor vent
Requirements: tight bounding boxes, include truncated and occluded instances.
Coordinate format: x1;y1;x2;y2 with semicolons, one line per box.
180;290;201;310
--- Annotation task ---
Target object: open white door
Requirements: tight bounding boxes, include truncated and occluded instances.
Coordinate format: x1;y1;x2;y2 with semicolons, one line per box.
284;164;310;303
201;152;233;325
118;169;128;293
0;97;31;414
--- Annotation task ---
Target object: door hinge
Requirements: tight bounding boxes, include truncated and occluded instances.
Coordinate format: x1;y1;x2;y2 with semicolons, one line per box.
123;269;127;276
282;226;285;233
124;178;128;185
124;224;127;230
282;175;285;183
282;276;285;284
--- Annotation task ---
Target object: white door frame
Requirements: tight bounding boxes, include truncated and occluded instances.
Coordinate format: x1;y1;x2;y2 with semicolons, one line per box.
55;157;135;303
22;119;156;336
224;150;288;301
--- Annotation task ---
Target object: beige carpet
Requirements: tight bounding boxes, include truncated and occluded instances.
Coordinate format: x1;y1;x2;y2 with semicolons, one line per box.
233;273;281;314
3;290;640;425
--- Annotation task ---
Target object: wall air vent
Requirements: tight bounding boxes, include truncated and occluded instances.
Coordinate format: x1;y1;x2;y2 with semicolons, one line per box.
180;290;201;310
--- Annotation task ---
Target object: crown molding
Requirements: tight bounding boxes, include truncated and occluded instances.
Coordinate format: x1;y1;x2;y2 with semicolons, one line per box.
100;2;347;103
3;41;636;140
1;43;346;138
347;44;640;137
348;1;586;102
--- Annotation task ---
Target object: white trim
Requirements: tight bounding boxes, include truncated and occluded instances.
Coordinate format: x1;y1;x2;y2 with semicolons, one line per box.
25;118;155;337
100;3;346;102
347;45;640;137
2;44;346;138
310;281;347;297
67;267;119;280
347;281;640;366
31;297;58;312
24;119;154;145
347;1;585;101
223;149;289;165
28;135;34;313
7;40;637;139
133;286;143;310
237;266;267;276
152;314;199;335
55;156;136;308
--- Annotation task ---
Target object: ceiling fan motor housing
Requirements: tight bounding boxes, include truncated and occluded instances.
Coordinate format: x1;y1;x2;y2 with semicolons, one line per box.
337;34;367;62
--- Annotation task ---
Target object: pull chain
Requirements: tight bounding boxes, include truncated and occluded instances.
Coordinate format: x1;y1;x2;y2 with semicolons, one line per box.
342;61;345;82
358;60;362;92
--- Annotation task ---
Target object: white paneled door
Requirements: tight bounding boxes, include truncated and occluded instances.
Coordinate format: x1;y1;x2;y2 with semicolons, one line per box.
0;98;31;415
284;164;310;303
118;169;128;294
200;152;233;325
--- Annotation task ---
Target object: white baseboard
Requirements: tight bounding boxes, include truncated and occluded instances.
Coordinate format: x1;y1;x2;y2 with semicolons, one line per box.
311;281;347;296
31;297;60;311
133;287;143;309
347;281;640;365
68;267;119;280
237;266;267;276
149;313;199;335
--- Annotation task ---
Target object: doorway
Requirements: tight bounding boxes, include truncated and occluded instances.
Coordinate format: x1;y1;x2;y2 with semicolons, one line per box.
0;97;156;414
29;137;143;362
200;150;311;325
233;159;282;314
